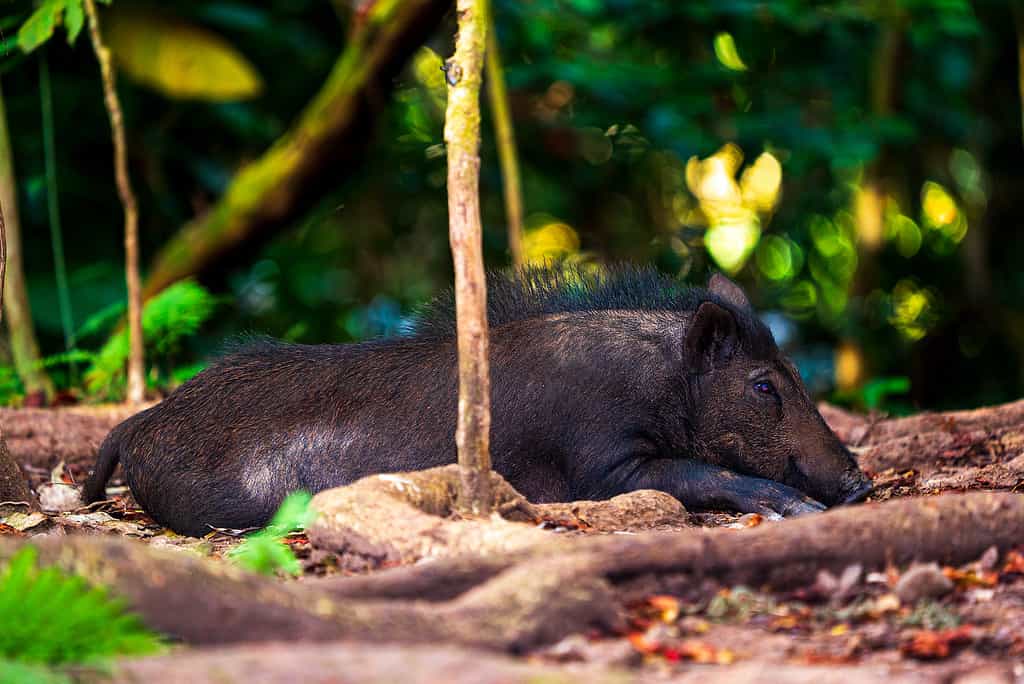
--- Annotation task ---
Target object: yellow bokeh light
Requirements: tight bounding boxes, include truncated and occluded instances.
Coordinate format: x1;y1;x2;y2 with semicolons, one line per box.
713;32;748;72
684;144;785;275
740;152;782;213
889;279;936;342
921;181;958;227
522;220;580;265
705;219;761;275
834;342;864;392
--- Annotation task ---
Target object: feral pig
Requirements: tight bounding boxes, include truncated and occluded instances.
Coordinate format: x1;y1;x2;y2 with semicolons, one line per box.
83;266;873;536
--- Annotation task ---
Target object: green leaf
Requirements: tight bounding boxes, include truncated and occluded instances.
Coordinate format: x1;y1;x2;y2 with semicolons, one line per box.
228;491;314;577
16;0;64;54
265;490;315;536
861;376;911;410
0;547;163;665
84;279;218;400
104;8;263;101
64;0;84;45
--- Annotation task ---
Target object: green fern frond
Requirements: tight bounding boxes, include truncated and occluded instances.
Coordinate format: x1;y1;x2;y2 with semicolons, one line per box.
229;491;315;577
0;547;163;665
84;279;219;399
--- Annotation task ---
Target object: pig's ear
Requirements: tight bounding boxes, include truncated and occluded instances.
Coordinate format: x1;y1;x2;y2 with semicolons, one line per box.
685;301;739;372
708;273;751;311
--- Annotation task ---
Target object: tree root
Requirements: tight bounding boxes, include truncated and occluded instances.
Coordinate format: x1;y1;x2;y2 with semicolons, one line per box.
5;490;1021;653
308;464;689;571
0;404;148;469
820;398;1024;448
317;489;1024;605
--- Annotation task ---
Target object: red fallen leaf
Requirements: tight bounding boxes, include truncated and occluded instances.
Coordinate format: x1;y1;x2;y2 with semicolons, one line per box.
1001;550;1024;577
0;523;25;536
647;595;681;623
627;631;660;655
740;513;764;528
901;625;975;660
942;566;998;588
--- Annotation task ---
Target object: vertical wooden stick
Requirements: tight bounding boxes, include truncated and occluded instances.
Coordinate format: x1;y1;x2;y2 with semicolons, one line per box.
445;0;492;515
84;0;145;404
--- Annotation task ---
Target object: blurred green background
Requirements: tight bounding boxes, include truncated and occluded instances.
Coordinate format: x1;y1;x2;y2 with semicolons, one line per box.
0;0;1020;411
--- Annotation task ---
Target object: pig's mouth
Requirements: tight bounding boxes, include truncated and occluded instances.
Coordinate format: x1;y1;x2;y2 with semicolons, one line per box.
839;481;874;505
783;458;874;507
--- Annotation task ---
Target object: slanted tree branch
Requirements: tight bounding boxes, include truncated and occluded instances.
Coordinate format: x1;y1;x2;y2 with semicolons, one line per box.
141;0;452;301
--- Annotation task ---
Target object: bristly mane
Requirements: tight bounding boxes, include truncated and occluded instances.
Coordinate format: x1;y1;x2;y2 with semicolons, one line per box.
410;264;776;354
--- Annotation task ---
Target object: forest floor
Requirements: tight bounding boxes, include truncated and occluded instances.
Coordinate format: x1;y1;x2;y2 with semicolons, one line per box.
1;401;1023;683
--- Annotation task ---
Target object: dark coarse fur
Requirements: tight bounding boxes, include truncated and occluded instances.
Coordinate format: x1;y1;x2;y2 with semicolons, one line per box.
84;265;871;536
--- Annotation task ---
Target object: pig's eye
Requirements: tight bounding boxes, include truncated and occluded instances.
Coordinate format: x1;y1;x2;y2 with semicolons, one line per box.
752;380;776;396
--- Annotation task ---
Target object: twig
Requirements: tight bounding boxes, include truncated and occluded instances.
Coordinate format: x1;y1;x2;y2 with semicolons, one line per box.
83;0;145;405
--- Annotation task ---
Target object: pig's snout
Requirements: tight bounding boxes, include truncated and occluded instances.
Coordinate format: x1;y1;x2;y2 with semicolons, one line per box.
840;481;874;504
837;470;874;506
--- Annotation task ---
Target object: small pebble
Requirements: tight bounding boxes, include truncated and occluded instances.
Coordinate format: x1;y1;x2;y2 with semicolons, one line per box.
895;562;954;604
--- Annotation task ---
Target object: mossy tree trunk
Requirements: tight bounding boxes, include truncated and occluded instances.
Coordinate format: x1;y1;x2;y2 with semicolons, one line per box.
0;199;35;512
0;81;54;403
445;0;493;515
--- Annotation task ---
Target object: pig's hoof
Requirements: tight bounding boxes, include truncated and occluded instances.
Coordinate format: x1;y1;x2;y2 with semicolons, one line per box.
751;494;826;518
778;498;827;517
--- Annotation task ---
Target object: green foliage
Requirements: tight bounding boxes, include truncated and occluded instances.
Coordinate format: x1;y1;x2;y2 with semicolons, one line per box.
0;547;163;666
0;660;71;684
5;0;1024;410
229;491;316;577
833;375;912;413
861;377;911;411
901;600;961;631
15;0;110;52
84;280;218;400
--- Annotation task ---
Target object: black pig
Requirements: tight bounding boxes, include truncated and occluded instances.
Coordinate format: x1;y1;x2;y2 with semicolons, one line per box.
83;266;872;536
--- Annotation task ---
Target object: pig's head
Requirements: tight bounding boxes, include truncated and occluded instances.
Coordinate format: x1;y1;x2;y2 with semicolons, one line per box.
684;274;873;507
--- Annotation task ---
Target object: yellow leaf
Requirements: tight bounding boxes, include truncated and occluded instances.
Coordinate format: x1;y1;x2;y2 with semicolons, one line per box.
105;9;263;101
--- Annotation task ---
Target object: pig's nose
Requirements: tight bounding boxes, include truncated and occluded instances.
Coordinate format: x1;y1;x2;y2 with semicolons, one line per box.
841;482;874;505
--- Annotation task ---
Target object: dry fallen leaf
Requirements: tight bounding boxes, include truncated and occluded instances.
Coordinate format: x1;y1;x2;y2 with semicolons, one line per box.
901;625;975;660
648;595;681;623
943;565;998;588
671;640;736;664
1001;550;1024;577
769;615;799;631
830;623;850;636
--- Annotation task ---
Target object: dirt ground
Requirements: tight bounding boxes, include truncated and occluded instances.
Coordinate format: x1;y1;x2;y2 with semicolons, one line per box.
2;401;1024;683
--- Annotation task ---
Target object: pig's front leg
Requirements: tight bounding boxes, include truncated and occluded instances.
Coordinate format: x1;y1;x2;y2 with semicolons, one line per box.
620;458;826;518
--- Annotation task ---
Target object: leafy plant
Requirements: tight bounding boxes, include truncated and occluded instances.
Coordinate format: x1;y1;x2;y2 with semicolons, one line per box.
229;491;316;577
16;0;107;53
861;376;911;411
901;599;961;631
0;547;163;666
84;279;218;399
0;659;71;684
